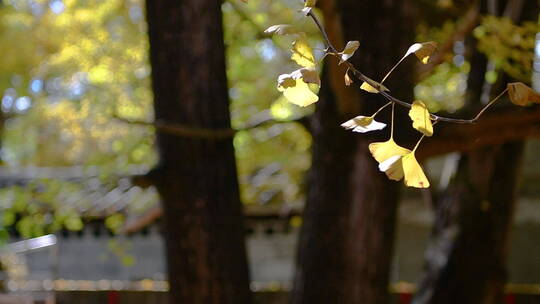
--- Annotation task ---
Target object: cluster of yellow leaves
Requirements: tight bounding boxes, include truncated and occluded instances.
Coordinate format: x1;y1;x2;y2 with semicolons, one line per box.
265;24;322;107
361;103;432;189
267;14;540;189
339;42;438;188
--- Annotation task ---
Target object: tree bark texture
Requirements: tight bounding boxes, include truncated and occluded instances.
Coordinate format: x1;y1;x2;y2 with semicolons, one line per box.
413;1;536;303
145;1;252;303
292;1;415;303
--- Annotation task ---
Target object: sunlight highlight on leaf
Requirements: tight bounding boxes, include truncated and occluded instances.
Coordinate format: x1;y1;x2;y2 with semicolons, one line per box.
341;116;386;133
507;82;540;106
378;155;405;181
291;38;316;68
339;40;360;64
408;100;433;136
407;42;437;64
264;24;295;36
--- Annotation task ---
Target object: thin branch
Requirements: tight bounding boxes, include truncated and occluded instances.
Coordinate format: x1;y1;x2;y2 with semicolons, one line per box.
306;10;507;125
113;112;309;139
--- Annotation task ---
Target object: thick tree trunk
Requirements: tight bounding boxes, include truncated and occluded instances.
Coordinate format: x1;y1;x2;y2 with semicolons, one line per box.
144;1;252;303
413;1;535;303
292;1;415;303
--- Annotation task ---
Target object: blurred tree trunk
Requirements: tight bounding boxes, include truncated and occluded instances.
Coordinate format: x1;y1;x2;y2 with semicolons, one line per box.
144;1;252;304
292;1;415;303
413;1;537;303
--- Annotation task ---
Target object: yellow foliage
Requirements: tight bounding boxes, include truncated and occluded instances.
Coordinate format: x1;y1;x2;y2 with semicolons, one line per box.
408;101;433;136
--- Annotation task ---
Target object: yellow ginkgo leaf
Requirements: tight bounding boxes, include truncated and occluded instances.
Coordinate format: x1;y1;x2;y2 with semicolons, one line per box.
305;0;317;7
402;152;430;188
507;82;540;106
341;116;386;133
277;77;318;107
291;38;315;68
360;77;389;93
339;41;360;63
368;138;411;164
278;68;320;86
264;24;295;36
408;100;433;136
378;155;405;181
406;42;437;64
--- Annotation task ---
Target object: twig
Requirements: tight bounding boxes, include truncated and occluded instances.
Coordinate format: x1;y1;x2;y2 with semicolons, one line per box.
306;10;508;125
113;112;308;139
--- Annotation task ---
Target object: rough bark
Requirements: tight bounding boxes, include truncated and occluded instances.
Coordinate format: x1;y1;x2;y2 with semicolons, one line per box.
292;1;415;303
144;1;252;303
413;1;536;303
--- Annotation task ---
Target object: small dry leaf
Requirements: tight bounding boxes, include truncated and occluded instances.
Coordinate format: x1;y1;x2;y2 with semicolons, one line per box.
344;71;353;86
341;116;386;133
507;82;540;106
264;24;295;36
360;77;389;93
339;41;360;64
291;38;316;68
402;153;430;188
408;42;437;64
408;100;433;136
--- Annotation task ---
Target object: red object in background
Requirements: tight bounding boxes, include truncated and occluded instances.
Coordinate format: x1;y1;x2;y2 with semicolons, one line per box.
399;293;412;304
397;292;516;304
505;294;516;304
107;291;119;304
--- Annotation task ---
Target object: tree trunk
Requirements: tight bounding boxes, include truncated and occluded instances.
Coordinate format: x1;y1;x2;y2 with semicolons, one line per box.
292;1;415;303
144;1;252;303
413;1;535;303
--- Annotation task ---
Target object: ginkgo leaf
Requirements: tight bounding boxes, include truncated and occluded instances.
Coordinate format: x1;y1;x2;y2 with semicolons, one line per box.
291;38;316;68
360;77;389;93
280;68;320;86
305;0;317;7
341;116;386;133
339;41;360;63
264;24;296;36
402;152;430;188
507;82;540;106
277;77;318;107
378;155;405;181
407;42;437;64
344;71;353;86
368;138;411;164
408;100;433;136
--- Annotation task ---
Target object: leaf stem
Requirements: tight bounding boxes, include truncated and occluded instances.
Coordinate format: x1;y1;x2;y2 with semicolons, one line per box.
471;88;509;122
390;102;395;139
371;102;392;118
380;56;407;85
413;134;426;152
